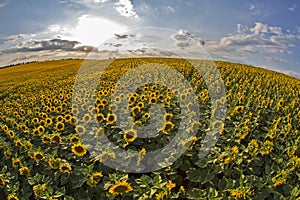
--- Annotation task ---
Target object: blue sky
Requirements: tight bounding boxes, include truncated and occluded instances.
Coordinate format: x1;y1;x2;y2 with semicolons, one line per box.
0;0;300;77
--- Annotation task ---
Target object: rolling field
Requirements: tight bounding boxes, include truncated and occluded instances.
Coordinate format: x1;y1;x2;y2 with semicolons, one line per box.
0;58;300;199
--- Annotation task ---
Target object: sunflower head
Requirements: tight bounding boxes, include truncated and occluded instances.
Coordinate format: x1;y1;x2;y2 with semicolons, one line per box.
33;151;45;162
106;113;117;125
19;166;30;176
108;181;133;195
162;121;175;134
124;129;137;143
71;143;87;157
51;133;62;143
12;158;21;168
87;172;103;187
59;163;72;173
55;122;65;131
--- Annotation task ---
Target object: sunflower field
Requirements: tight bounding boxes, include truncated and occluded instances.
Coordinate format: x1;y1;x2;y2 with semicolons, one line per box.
0;58;300;199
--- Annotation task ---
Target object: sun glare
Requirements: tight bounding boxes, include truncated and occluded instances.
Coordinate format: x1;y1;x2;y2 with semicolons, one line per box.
70;15;128;47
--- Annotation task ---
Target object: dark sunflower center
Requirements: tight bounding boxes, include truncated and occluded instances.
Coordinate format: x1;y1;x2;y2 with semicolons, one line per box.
108;116;115;121
75;146;84;153
36;154;43;160
114;185;129;193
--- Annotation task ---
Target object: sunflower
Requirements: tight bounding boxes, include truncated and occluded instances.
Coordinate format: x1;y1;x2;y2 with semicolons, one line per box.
64;114;72;122
7;130;15;139
109;181;133;195
106;113;117;125
181;136;198;150
14;139;23;148
164;113;173;121
131;106;141;116
59;163;72;173
32;128;40;136
71;143;87;157
149;97;157;104
83;113;92;123
234;105;244;113
45;118;53;126
24;141;33;149
162;121;175;134
19;166;30;176
69;135;80;144
32;118;39;125
56;115;64;122
48;158;61;169
87;172;103;187
33;184;46;198
33;152;45;162
95;113;104;123
12;158;21;168
75;125;86;134
124;129;137;143
41;135;51;144
51;133;62;143
55;122;65;131
7;194;19;200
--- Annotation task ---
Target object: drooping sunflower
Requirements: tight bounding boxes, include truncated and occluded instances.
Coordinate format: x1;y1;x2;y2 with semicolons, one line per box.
14;139;23;148
87;172;103;187
71;143;87;157
12;158;21;168
108;181;133;195
41;135;51;144
124;129;138;143
51;133;62;143
59;163;72;173
69;135;80;144
19;166;30;176
164;113;173;121
33;184;46;198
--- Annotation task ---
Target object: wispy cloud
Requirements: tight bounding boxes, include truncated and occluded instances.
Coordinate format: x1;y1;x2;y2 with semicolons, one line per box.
288;4;297;12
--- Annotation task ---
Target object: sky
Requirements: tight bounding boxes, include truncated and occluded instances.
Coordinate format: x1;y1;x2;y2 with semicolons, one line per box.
0;0;300;77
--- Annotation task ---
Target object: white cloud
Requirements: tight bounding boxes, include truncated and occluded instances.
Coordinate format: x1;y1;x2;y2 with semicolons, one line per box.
248;4;255;10
114;0;138;18
250;22;268;35
269;26;282;35
3;34;36;43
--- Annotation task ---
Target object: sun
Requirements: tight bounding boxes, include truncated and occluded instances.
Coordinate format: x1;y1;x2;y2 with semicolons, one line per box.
70;15;128;47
